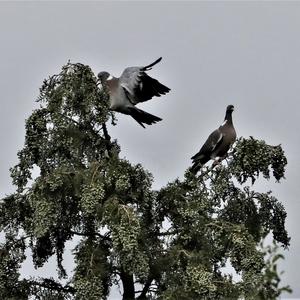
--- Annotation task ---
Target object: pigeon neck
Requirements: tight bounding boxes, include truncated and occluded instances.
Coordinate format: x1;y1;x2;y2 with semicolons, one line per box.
224;111;233;124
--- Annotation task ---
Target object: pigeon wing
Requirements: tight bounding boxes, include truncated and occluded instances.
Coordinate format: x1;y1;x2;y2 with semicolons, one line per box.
191;129;223;162
119;57;169;104
119;66;144;104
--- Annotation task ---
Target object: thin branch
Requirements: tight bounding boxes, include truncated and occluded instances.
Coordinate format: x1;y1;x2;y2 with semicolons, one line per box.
55;112;81;127
28;278;75;295
157;230;178;236
70;230;111;242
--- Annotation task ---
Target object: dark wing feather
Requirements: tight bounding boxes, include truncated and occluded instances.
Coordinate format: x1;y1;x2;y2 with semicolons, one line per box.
191;129;223;163
134;72;170;102
142;57;162;71
190;129;223;173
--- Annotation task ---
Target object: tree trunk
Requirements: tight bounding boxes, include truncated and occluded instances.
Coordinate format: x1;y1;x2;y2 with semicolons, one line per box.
120;268;135;300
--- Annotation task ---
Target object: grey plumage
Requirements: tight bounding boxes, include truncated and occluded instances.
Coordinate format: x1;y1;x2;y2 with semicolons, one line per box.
98;57;170;128
191;105;236;174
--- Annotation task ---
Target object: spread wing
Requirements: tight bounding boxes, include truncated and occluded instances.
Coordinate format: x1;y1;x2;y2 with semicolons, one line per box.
119;57;170;104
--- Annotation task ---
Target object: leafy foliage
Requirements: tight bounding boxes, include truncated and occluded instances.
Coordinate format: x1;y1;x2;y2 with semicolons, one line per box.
0;62;291;299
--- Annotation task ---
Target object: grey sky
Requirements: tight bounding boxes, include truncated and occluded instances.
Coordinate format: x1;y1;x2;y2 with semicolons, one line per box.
0;2;299;299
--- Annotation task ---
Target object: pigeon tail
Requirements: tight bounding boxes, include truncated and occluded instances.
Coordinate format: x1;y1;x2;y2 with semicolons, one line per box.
190;163;201;175
127;107;162;128
190;154;210;174
143;57;163;71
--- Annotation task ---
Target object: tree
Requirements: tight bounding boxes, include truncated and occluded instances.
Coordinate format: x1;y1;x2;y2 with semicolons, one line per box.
0;62;291;299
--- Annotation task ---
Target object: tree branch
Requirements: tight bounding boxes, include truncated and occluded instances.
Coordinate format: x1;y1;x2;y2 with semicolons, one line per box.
157;230;178;236
70;230;111;242
136;277;153;300
28;278;75;295
102;123;111;142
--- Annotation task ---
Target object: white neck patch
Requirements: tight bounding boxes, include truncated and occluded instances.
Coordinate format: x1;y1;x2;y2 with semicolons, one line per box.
107;74;114;80
221;120;227;126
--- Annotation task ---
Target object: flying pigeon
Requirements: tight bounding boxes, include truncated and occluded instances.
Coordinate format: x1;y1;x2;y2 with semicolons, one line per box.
98;57;170;128
191;105;236;174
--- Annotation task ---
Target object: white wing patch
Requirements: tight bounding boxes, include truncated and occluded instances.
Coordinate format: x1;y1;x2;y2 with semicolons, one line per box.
211;133;223;151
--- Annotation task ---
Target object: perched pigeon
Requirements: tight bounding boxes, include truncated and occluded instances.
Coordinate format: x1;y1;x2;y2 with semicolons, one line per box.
191;105;236;174
98;57;170;128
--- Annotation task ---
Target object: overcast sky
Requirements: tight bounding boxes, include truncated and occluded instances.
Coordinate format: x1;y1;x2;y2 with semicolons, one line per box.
0;2;299;299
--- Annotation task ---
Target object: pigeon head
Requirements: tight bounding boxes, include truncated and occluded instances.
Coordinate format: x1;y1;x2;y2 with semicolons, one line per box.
97;71;110;83
226;105;234;112
224;105;235;123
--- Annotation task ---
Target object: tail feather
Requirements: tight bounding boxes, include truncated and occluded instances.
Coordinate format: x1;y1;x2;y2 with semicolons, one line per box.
190;153;210;174
190;163;201;175
128;107;162;128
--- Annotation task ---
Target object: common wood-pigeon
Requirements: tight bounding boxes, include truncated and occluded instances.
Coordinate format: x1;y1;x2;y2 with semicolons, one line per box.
98;57;170;128
191;105;236;174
